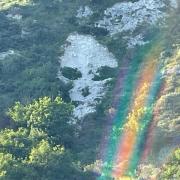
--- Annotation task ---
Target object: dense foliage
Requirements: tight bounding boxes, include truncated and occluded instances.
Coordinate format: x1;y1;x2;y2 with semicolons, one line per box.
0;0;30;10
159;148;180;179
0;97;95;179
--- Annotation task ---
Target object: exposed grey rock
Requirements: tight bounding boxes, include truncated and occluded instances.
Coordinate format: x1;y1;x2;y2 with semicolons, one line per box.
76;6;93;18
58;33;117;119
96;0;177;48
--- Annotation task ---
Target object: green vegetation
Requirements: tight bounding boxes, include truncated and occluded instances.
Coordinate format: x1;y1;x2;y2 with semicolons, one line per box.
0;1;115;178
61;67;82;80
7;97;75;147
93;66;118;81
159;148;180;179
0;97;95;179
152;49;180;162
0;0;30;10
81;86;90;97
0;0;78;126
0;0;179;179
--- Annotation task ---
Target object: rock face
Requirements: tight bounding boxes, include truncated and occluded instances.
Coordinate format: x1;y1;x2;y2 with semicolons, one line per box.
96;0;167;35
58;0;178;119
76;6;93;18
0;50;15;60
95;0;178;48
125;34;149;48
170;0;178;8
59;33;118;119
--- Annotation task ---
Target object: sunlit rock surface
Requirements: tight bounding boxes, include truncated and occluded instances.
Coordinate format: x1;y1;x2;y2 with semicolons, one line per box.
59;33;117;119
124;34;149;48
0;50;15;60
96;0;177;48
96;0;167;35
170;0;178;8
58;0;178;118
6;13;22;20
76;6;93;18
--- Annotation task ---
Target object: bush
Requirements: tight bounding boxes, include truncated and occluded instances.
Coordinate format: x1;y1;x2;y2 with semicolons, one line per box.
93;66;118;81
61;67;82;80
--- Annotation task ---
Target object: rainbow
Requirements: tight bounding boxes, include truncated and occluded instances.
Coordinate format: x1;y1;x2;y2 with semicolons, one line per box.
141;49;180;163
98;39;165;179
140;81;167;163
97;3;179;177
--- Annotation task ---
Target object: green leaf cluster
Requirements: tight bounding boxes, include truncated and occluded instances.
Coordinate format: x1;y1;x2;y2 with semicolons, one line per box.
0;97;89;180
159;148;180;180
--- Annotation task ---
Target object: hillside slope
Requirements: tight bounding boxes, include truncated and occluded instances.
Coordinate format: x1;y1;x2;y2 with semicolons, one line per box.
0;0;179;179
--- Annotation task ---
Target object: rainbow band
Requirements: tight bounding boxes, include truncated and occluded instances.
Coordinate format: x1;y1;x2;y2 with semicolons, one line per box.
141;49;180;163
98;37;165;179
127;59;164;176
112;56;159;178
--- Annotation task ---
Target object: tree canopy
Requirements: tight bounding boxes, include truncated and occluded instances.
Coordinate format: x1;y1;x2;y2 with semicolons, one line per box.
0;97;92;180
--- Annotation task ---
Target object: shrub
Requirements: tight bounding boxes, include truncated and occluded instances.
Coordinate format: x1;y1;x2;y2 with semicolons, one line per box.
61;67;82;80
